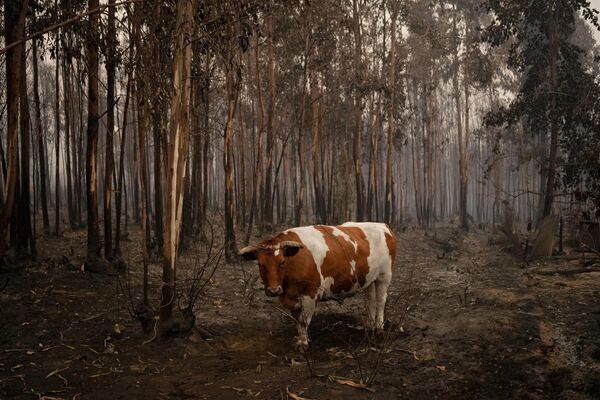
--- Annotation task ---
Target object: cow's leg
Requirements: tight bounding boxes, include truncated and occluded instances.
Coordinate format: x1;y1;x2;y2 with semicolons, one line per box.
365;283;378;329
293;295;316;351
374;274;391;329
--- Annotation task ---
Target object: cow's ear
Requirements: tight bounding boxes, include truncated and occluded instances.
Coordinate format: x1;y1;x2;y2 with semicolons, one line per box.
280;241;303;257
238;246;259;261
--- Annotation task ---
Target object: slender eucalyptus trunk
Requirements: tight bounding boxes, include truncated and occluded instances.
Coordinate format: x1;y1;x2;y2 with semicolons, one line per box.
85;0;102;267
160;0;193;331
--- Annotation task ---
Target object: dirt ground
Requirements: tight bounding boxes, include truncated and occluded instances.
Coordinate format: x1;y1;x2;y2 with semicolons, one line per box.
1;223;600;400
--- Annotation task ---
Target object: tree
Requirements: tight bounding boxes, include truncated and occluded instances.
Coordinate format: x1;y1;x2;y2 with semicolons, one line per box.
104;0;117;260
32;39;50;233
159;0;194;334
85;0;103;270
0;0;29;256
484;0;600;222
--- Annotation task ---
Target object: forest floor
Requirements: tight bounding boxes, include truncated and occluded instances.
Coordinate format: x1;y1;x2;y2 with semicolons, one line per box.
1;223;600;399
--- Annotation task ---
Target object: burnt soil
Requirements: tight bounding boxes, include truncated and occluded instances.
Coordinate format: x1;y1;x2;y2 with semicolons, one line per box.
1;225;600;399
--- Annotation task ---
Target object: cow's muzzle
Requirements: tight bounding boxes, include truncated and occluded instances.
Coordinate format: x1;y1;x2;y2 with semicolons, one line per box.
265;286;283;297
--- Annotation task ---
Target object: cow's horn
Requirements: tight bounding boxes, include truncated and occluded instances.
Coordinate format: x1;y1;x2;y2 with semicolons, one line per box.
279;241;304;249
238;245;260;256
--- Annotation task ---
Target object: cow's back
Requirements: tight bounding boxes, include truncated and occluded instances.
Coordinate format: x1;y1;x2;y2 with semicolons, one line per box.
277;223;395;300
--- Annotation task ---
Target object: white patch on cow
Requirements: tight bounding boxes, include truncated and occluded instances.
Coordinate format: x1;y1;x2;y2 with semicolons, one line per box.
330;226;358;252
274;249;280;256
343;222;394;328
341;222;393;287
350;260;356;275
284;226;334;299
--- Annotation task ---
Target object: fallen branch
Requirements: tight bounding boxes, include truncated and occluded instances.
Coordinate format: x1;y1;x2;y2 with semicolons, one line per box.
286;386;315;400
581;243;600;257
328;375;375;392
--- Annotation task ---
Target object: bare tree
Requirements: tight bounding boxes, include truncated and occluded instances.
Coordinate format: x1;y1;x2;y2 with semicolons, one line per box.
159;0;193;334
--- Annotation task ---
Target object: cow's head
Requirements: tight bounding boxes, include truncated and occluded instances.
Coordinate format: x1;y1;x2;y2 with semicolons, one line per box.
238;241;304;297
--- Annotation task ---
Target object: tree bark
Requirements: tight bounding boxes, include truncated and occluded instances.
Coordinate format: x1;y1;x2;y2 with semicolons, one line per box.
159;0;193;332
63;55;75;229
32;40;50;233
17;34;34;258
262;14;276;228
352;0;365;222
294;34;309;227
151;0;164;253
85;0;102;268
54;12;61;236
133;2;149;302
104;0;116;260
542;10;559;220
385;4;398;225
115;73;131;257
244;30;264;245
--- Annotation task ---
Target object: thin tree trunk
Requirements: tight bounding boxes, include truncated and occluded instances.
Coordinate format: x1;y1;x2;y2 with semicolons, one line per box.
54;11;61;236
244;30;264;245
352;0;365;222
159;0;193;331
104;0;116;260
384;5;398;226
0;0;28;255
32;40;50;233
63;56;75;228
542;11;559;220
115;74;131;257
17;36;34;258
294;34;309;227
262;14;276;228
310;68;325;223
85;0;102;267
151;0;164;253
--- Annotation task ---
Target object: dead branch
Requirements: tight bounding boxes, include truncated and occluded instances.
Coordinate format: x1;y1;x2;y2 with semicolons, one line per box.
0;0;147;56
580;242;600;257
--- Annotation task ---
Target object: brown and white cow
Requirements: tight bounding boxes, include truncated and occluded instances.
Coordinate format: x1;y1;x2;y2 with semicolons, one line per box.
239;222;396;350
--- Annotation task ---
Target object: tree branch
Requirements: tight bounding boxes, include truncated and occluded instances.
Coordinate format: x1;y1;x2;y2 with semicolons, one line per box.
0;0;146;56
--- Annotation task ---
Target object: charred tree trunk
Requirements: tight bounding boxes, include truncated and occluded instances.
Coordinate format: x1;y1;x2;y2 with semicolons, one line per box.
63;55;75;229
85;0;103;269
159;0;193;333
542;11;559;220
294;34;309;227
103;0;116;260
151;0;164;254
17;36;34;258
115;73;131;257
384;4;398;226
352;0;365;222
261;15;276;229
244;30;264;245
54;19;61;236
310;69;326;223
0;0;28;255
32;40;50;234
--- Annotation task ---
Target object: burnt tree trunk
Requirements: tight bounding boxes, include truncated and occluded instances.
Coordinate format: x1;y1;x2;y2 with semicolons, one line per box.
32;40;50;233
103;0;116;260
16;36;34;258
159;0;193;333
85;0;103;269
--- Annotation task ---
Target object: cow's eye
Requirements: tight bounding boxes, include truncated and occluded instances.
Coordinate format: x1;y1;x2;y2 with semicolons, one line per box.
280;261;285;268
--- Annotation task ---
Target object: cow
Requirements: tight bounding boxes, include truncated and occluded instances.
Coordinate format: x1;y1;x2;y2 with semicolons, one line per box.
239;222;397;350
